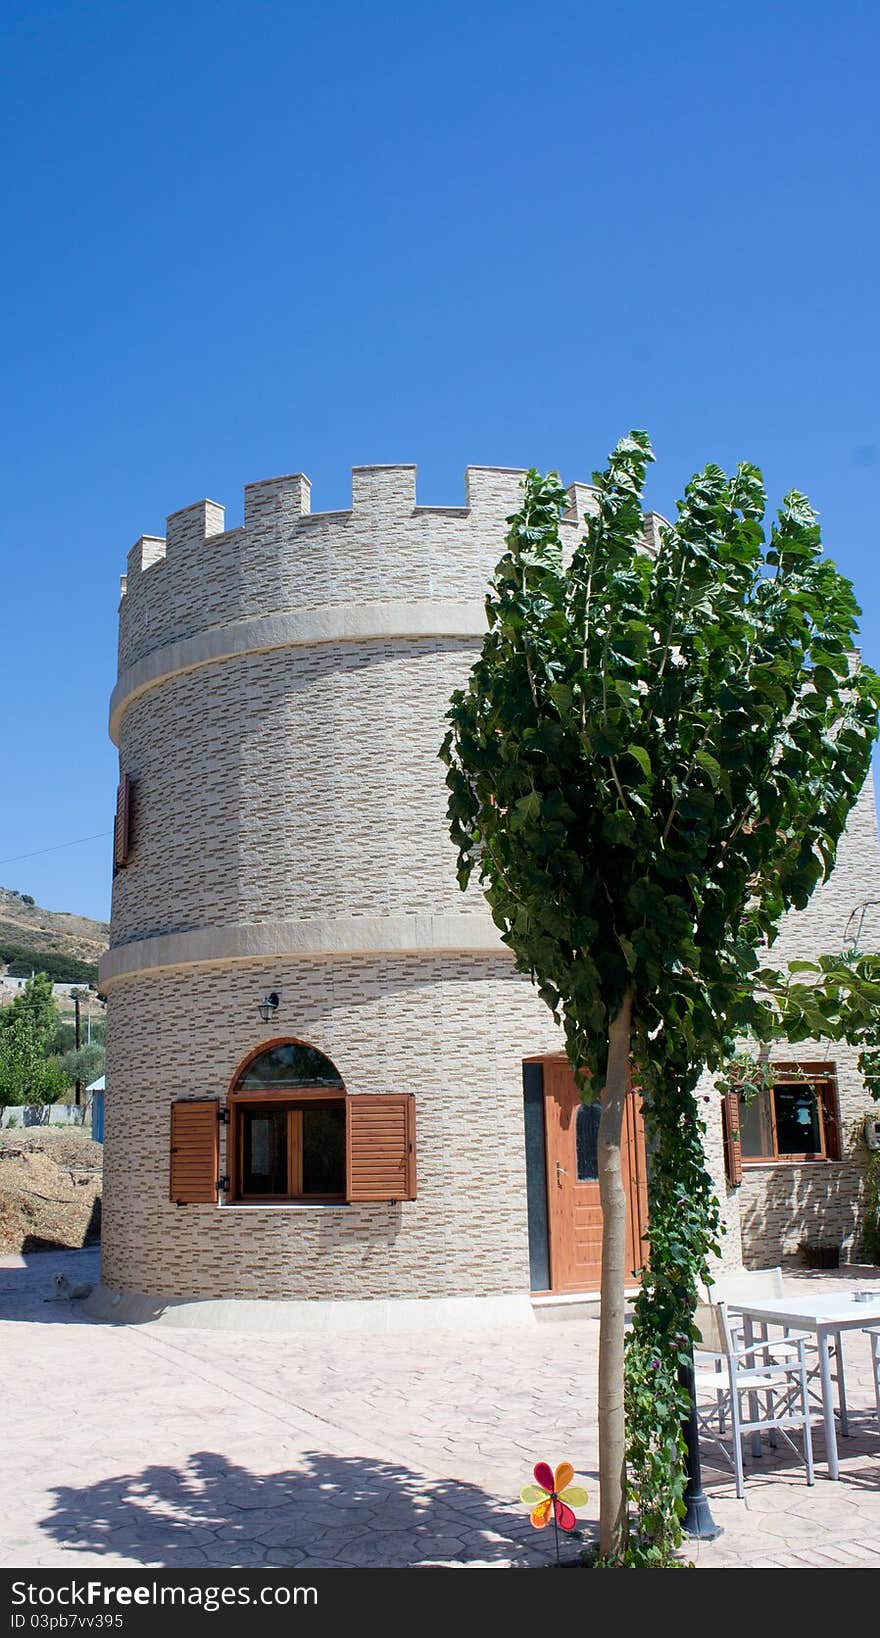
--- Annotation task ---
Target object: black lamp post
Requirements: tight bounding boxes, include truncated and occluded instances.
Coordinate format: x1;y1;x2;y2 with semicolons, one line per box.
679;1345;722;1540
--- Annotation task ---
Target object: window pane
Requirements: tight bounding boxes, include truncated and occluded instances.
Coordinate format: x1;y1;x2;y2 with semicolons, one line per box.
739;1091;774;1159
773;1084;822;1155
237;1042;344;1089
242;1108;287;1193
576;1102;601;1182
301;1105;346;1195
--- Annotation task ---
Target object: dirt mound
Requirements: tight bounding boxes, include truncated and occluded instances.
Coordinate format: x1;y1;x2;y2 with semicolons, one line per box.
0;1128;102;1253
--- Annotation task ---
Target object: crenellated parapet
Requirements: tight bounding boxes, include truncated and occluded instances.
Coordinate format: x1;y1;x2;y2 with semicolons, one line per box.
116;464;609;675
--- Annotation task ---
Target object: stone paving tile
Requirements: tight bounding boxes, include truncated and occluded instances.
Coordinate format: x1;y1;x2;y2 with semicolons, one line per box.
1;1249;879;1570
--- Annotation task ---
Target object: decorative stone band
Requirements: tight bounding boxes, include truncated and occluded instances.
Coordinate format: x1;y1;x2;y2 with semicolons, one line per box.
98;910;508;986
109;599;487;743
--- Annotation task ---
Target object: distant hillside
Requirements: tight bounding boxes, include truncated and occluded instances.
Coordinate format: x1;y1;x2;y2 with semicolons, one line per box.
0;887;109;986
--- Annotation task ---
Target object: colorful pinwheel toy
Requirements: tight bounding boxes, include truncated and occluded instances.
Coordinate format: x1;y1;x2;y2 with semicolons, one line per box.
520;1461;588;1564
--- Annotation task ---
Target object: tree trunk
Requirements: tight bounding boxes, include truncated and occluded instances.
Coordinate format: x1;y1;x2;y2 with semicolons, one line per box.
597;986;632;1560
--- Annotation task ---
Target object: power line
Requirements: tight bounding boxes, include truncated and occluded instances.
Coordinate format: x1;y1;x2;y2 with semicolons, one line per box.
0;831;112;868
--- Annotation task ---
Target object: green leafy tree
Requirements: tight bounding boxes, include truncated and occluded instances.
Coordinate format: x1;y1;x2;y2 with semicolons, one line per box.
52;1014;106;1055
0;972;68;1110
0;971;59;1041
759;951;880;1100
0;1010;68;1107
60;1042;105;1089
441;434;880;1560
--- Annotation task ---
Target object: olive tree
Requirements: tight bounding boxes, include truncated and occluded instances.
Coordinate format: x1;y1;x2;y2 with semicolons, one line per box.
441;434;880;1560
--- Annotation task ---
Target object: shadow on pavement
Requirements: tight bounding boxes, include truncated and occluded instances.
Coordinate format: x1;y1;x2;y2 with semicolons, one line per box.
0;1245;101;1323
38;1448;566;1569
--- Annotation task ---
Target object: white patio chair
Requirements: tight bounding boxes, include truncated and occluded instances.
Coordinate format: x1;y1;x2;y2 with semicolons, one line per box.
865;1327;880;1434
702;1265;829;1378
693;1298;815;1500
701;1267;806;1350
702;1266;850;1444
701;1266;788;1303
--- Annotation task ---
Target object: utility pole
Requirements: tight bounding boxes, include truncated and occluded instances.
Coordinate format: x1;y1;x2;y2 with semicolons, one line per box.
73;990;82;1107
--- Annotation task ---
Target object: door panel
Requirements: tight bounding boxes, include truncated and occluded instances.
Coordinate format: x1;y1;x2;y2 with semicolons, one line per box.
541;1059;648;1293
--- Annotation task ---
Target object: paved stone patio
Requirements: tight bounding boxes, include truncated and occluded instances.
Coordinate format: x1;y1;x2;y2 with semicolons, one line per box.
2;1249;878;1570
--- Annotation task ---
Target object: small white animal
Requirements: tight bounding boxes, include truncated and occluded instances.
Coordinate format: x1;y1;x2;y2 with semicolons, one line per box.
52;1273;93;1300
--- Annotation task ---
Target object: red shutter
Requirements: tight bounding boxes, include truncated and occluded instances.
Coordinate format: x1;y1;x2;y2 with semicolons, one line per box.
347;1095;416;1202
114;775;132;871
170;1100;220;1204
722;1093;743;1187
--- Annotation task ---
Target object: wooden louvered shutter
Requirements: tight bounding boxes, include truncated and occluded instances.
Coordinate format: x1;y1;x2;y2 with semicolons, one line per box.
114;775;132;872
721;1092;743;1187
819;1077;841;1161
170;1100;220;1204
347;1095;416;1202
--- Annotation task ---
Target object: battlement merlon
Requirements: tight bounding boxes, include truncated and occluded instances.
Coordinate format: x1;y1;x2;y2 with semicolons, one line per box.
166;499;226;553
244;474;311;533
351;465;417;511
125;535;166;581
643;511;670;553
566;482;601;525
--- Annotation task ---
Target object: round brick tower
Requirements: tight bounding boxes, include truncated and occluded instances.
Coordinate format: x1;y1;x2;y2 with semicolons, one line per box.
100;464;618;1324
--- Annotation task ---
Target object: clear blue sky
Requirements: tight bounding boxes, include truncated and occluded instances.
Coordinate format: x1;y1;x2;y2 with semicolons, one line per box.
2;0;878;923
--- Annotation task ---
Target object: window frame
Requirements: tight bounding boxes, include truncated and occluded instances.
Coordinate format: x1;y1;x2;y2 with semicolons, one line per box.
229;1087;348;1204
737;1063;841;1166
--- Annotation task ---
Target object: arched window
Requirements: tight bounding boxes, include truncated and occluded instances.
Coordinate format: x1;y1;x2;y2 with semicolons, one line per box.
234;1041;345;1091
231;1039;346;1201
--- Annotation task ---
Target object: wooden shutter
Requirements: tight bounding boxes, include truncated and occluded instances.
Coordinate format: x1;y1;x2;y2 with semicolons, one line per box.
170;1100;220;1204
114;775;132;871
721;1092;743;1186
347;1095;416;1202
818;1076;841;1160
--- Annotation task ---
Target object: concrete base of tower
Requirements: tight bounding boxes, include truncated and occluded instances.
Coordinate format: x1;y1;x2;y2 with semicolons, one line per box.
82;1283;537;1334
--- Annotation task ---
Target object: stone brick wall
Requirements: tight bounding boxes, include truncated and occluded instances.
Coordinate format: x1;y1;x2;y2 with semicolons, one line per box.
110;639;490;945
101;954;565;1300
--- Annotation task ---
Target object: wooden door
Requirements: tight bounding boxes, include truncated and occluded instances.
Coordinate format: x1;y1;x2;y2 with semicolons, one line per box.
542;1059;648;1293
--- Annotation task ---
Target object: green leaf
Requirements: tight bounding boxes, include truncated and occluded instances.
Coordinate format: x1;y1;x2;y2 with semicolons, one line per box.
515;791;541;821
619;935;637;972
812;665;837;696
626;744;653;779
694;750;722;788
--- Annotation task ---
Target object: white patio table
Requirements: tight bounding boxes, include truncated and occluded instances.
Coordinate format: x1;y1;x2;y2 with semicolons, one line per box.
727;1290;880;1479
